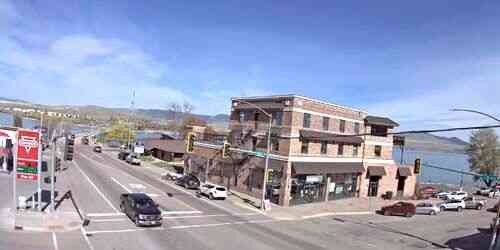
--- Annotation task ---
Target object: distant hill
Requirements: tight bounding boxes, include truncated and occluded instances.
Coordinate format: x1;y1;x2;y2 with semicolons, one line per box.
400;133;468;153
0;97;30;104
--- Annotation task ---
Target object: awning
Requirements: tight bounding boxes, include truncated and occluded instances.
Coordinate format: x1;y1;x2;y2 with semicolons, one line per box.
292;162;364;175
299;130;363;144
364;116;399;128
398;167;412;177
368;166;387;176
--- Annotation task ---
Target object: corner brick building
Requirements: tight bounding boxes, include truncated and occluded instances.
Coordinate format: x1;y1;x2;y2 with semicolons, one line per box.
185;95;416;207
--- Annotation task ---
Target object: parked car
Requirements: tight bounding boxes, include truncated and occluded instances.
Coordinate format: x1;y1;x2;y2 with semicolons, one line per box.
446;191;468;201
118;151;130;160
126;153;141;165
175;174;200;189
435;192;450;199
161;172;184;181
477;187;492;196
415;202;440;215
119;193;162;226
489;189;500;198
381;202;416;217
199;183;228;200
464;196;487;210
439;200;466;212
93;145;102;153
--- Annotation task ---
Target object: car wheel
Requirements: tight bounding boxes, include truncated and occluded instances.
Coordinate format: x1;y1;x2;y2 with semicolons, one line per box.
134;216;141;226
440;206;445;212
430;210;436;215
383;210;391;216
457;206;463;212
477;205;483;210
209;193;214;200
404;212;412;218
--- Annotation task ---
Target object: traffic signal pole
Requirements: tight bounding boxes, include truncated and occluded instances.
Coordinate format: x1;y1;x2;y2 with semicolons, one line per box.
50;137;56;212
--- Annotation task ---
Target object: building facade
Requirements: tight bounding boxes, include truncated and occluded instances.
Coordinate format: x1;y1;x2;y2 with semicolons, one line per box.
186;95;416;206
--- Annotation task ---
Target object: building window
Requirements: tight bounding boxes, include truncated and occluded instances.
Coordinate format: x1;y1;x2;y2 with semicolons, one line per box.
322;117;329;131
273;139;280;151
239;111;245;123
320;141;328;155
354;123;360;134
339;119;346;133
374;145;382;157
371;125;388;137
273;112;283;126
254;113;260;129
353;145;359;156
337;143;344;156
303;113;311;128
301;139;309;154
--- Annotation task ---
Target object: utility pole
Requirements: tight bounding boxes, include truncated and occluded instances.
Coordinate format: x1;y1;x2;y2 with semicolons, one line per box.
127;90;135;151
37;113;43;211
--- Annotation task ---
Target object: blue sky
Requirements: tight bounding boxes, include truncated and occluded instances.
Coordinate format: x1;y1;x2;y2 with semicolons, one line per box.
1;0;499;138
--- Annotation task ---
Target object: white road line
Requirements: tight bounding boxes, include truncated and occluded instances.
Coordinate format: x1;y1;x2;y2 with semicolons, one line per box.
110;177;132;193
81;227;95;250
161;210;202;215
52;232;59;250
163;212;258;219
73;161;120;213
86;212;125;217
91;218;128;223
85;228;147;234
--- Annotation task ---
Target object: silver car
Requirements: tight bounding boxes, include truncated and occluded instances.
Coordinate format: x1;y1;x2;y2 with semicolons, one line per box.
415;202;440;215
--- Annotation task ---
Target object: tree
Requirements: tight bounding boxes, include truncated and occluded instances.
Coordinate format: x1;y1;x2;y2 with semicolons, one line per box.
104;123;135;145
465;128;500;187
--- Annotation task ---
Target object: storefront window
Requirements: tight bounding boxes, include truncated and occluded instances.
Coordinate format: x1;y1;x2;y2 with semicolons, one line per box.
327;174;358;200
290;174;326;205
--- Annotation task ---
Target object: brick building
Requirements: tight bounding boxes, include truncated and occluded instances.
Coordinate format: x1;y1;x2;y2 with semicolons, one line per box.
185;95;416;206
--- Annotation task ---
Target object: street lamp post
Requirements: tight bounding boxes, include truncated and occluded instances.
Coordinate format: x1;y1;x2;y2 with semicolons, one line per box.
234;100;272;211
450;108;500;250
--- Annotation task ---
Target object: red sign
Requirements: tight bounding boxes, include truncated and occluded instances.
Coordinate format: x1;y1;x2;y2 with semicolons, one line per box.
16;129;40;181
16;173;38;181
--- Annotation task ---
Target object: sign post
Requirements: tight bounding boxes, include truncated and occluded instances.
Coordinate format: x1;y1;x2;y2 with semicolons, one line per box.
16;130;40;181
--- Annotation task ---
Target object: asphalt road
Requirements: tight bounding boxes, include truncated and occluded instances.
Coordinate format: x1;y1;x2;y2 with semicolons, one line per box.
0;143;495;250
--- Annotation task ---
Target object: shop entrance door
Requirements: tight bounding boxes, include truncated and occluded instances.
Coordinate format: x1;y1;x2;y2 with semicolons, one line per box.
368;176;380;197
397;176;406;197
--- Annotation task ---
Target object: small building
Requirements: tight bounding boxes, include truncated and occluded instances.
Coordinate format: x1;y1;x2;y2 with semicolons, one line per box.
185;94;417;207
144;139;185;162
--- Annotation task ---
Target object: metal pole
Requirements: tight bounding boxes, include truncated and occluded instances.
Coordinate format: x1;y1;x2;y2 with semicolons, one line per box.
50;136;56;212
12;138;17;219
261;116;272;210
37;113;43;211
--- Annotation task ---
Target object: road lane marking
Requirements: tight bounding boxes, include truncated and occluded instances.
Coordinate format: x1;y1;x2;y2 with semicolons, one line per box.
161;210;202;215
81;227;95;250
129;184;146;189
73;161;120;213
52;232;59;250
110;177;132;193
91;218;128;222
90;212;260;222
163;212;258;219
86;212;126;217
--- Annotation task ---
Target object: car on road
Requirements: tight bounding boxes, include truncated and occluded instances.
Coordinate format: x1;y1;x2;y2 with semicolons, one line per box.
381;202;416;217
118;151;130;160
120;193;162;227
176;174;200;189
439;200;466;212
477;187;492;196
415;202;440;215
435;191;450;199
446;191;468;200
126;153;141;165
464;196;486;210
199;183;227;200
161;172;184;181
93;145;102;153
489;189;500;198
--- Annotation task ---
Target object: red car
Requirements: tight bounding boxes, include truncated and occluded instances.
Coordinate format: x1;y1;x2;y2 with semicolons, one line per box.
381;202;416;217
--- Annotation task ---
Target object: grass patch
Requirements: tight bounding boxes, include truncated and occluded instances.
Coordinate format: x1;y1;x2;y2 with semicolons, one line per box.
140;155;154;162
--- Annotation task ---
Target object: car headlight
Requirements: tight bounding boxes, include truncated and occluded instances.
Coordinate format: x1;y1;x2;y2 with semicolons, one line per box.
138;214;147;219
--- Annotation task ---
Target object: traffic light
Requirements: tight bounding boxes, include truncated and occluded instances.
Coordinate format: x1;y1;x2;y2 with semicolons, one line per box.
186;132;196;153
414;158;421;175
44;176;57;184
222;142;231;159
41;161;48;172
64;136;74;161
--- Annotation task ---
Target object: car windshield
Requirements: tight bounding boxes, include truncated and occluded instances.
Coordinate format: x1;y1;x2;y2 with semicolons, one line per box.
136;199;155;209
216;187;226;191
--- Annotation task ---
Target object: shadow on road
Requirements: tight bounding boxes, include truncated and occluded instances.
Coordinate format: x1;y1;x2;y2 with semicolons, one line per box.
444;228;492;250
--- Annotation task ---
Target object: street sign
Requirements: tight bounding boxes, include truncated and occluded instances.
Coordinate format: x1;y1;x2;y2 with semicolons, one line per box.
255;151;266;157
16;129;39;181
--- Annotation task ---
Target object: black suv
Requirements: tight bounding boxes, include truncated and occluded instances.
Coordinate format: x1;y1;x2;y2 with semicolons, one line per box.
175;174;201;189
120;193;162;226
118;151;130;160
93;145;102;153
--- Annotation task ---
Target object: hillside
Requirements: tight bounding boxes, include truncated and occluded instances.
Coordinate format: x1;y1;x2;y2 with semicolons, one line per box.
400;133;468;153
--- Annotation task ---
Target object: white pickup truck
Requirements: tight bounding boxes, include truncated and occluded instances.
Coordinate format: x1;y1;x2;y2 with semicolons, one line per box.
464;196;487;210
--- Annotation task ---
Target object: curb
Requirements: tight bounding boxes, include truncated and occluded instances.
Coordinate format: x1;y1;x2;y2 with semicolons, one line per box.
13;222;82;233
301;211;373;219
